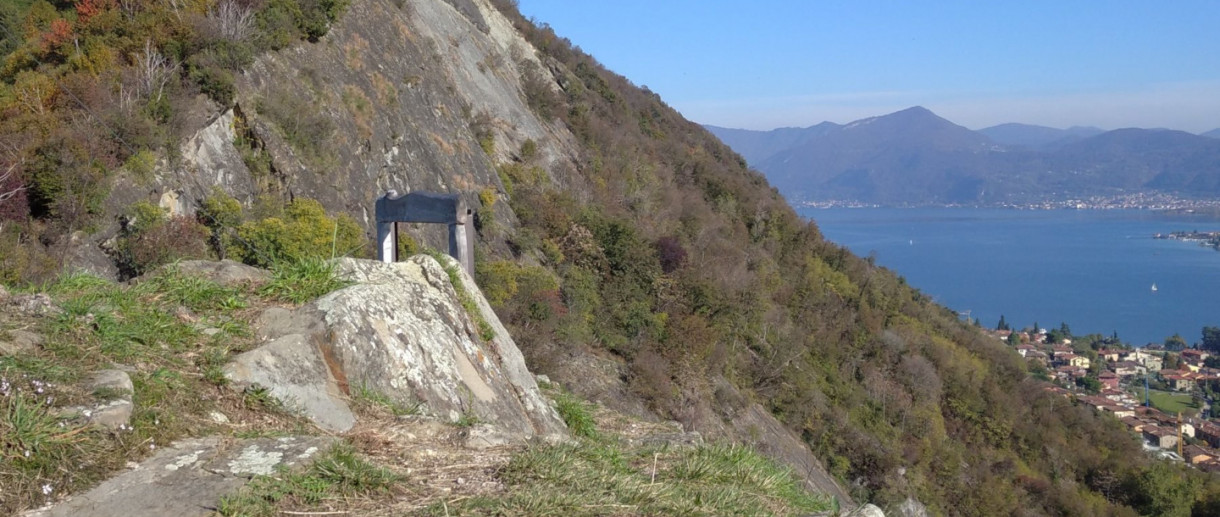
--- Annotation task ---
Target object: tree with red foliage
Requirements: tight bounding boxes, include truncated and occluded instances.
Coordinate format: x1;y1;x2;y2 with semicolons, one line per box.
75;0;115;24
39;18;74;55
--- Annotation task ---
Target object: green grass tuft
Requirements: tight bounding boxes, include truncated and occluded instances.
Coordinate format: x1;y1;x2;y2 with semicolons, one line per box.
553;390;597;438
217;442;402;517
351;384;422;417
259;257;351;304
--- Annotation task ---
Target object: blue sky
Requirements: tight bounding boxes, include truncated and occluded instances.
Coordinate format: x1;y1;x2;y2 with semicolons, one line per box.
515;1;1220;133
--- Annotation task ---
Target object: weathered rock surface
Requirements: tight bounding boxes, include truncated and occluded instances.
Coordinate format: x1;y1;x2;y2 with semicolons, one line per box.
82;370;134;430
6;293;61;318
226;332;357;432
891;497;929;517
849;504;888;517
226;255;566;442
0;329;44;355
25;435;335;517
172;260;272;287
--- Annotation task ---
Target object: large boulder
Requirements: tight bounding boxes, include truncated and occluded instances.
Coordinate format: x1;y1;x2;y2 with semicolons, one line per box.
226;255;566;442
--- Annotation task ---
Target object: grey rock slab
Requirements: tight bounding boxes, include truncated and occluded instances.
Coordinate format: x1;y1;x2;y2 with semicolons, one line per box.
8;293;61;317
83;370;134;430
224;333;356;432
173;260;272;287
253;306;328;343
24;435;334;517
0;329;45;355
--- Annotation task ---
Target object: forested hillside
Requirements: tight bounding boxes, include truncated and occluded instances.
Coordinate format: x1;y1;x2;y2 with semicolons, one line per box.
2;0;1219;514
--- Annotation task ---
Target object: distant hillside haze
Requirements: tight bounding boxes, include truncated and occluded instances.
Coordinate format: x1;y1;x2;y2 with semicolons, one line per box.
977;123;1105;150
707;107;1220;205
1203;128;1220;139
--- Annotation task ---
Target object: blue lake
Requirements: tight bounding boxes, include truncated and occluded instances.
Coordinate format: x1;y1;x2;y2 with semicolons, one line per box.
799;207;1220;346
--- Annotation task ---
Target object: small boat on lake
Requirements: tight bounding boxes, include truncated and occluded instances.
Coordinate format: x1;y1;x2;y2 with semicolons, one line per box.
1151;283;1158;292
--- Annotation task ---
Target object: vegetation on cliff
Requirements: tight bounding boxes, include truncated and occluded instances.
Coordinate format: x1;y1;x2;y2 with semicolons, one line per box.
2;0;1220;515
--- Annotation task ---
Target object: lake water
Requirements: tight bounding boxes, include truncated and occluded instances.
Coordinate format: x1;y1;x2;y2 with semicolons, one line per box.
799;207;1220;346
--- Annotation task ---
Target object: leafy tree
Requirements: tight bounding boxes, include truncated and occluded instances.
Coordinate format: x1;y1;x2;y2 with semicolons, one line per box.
1075;375;1101;394
1122;462;1199;517
1203;326;1220;353
1164;333;1187;352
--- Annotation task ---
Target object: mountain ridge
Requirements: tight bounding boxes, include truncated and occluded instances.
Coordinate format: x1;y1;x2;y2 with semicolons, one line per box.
709;107;1220;205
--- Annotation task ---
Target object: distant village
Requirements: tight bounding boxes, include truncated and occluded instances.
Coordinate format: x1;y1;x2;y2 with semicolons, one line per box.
989;325;1220;471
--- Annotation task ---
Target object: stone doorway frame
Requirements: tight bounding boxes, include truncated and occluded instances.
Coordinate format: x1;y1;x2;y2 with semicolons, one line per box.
375;190;474;276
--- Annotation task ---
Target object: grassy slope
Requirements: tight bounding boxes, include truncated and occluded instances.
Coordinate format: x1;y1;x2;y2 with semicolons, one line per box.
1;0;1218;514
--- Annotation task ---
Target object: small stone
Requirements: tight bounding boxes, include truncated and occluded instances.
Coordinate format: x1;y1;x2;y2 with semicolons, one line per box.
85;370;135;430
202;328;222;337
11;293;61;317
209;411;230;424
455;477;466;485
534;374;551;386
0;329;45;355
173;306;198;324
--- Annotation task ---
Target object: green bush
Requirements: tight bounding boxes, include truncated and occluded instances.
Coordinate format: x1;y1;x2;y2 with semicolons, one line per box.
233;198;367;267
115;202;211;278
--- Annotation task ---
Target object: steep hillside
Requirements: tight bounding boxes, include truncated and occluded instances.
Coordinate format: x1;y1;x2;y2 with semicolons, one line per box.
703;123;838;166
3;0;1220;515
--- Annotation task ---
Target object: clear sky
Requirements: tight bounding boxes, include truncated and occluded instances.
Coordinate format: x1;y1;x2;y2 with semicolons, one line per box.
515;1;1220;133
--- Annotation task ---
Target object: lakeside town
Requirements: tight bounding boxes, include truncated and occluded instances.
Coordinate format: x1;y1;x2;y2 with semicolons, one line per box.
987;324;1220;471
800;192;1220;211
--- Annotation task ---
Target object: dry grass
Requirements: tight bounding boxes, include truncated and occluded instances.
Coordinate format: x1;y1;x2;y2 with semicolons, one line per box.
0;265;319;514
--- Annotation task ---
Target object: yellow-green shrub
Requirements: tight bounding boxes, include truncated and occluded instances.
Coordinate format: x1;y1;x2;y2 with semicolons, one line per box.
233;199;367;267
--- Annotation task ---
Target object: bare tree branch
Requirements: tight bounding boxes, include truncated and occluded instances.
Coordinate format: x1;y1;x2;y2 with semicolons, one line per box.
0;162;26;207
207;0;254;41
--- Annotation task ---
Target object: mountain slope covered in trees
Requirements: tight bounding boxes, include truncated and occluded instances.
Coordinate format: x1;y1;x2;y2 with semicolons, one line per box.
2;0;1219;514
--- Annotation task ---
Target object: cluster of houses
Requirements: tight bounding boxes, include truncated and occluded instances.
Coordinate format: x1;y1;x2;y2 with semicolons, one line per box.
995;329;1220;471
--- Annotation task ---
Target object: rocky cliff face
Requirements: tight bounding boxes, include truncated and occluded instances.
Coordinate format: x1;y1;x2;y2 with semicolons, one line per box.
152;0;580;234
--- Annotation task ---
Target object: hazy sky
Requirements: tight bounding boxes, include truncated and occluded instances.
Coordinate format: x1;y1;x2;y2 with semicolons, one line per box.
515;1;1220;133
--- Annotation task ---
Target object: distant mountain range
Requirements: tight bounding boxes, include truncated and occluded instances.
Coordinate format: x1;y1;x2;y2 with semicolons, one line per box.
706;107;1220;206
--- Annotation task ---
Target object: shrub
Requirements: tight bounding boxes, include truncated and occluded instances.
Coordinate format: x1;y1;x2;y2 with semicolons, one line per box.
115;202;211;277
232;198;367;267
519;138;537;161
256;86;335;169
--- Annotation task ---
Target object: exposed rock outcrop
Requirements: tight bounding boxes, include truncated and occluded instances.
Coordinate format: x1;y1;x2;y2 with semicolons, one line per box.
171;260;272;287
225;255;566;442
25;436;335;517
0;329;43;355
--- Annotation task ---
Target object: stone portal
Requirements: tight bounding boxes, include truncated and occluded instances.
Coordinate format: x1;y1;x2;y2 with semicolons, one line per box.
375;191;474;276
